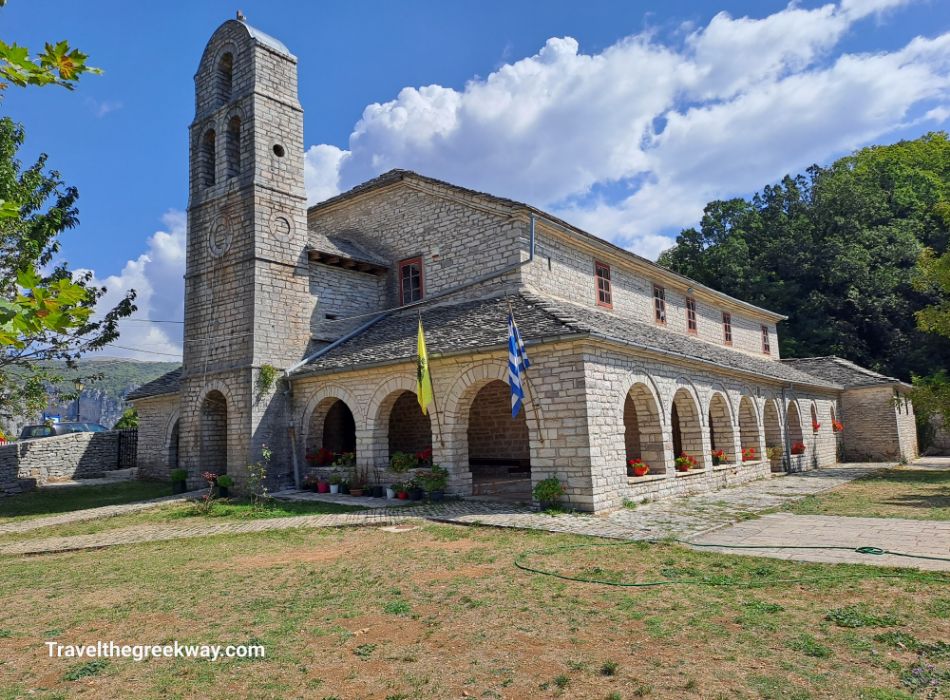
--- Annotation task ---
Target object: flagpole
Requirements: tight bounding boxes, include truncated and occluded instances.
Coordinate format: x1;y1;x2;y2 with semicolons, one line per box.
507;299;545;444
420;310;446;447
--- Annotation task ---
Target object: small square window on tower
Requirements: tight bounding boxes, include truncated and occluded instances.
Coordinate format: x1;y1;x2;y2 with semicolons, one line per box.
595;261;612;308
399;257;423;305
686;297;697;334
653;285;666;324
761;324;771;354
722;312;733;345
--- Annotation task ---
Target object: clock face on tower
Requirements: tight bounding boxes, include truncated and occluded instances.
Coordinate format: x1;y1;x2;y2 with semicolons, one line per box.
208;217;232;257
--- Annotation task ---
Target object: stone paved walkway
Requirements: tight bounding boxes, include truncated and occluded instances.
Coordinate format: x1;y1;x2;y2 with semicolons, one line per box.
0;463;891;558
0;490;205;535
692;513;950;571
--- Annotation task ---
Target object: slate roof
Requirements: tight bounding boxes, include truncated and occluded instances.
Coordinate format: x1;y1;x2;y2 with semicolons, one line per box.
126;367;183;401
781;356;906;388
295;293;838;389
308;231;389;267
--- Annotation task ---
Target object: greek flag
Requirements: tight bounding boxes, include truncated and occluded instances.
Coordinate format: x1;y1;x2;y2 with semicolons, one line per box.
508;311;531;418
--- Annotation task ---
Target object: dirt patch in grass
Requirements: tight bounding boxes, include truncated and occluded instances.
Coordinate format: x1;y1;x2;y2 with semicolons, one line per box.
785;467;950;520
0;523;948;699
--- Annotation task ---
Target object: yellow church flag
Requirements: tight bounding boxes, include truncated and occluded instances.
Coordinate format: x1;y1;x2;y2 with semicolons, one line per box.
416;318;434;415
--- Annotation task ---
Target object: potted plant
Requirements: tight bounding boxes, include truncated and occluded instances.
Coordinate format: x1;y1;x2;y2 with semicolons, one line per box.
811;420;821;432
627;459;650;477
831;419;843;433
385;483;397;499
711;449;727;466
418;465;449;501
741;447;757;462
328;471;342;494
389;451;417;475
674;452;697;472
791;442;806;455
533;477;565;510
415;446;433;466
170;468;188;494
395;482;410;500
317;478;330;494
371;464;385;498
408;476;424;501
349;465;368;497
215;474;234;498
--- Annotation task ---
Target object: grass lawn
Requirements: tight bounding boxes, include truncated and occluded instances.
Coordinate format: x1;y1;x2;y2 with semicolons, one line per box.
786;468;950;521
0;492;366;544
1;523;948;699
0;481;171;524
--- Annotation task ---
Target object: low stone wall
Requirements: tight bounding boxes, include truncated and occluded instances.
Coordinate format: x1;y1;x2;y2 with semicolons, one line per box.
0;431;121;496
620;460;772;504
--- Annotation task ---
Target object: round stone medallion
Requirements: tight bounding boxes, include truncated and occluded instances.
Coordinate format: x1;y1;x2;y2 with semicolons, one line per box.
269;212;293;242
208;218;232;258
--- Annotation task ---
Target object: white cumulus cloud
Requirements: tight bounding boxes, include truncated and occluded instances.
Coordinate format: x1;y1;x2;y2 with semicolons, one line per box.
79;210;186;361
304;0;949;259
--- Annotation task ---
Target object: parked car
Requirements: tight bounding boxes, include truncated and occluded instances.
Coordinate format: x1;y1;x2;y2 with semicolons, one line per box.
18;422;109;440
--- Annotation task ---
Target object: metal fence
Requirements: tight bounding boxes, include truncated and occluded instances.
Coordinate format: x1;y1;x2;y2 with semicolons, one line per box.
117;428;138;469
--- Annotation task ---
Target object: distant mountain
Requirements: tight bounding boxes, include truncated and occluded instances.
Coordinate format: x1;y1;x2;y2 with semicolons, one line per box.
3;358;181;435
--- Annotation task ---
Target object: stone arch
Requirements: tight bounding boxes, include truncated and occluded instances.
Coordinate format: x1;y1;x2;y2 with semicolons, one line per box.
443;359;541;497
738;396;760;459
299;384;364;437
373;388;432;461
624;382;665;475
763;398;783;472
225;115;241;178
705;382;734;417
708;392;736;463
215;51;233;106
200;389;228;475
810;401;820;433
786;400;804;445
163;408;181;475
200;128;216;188
671;386;704;464
305;397;357;457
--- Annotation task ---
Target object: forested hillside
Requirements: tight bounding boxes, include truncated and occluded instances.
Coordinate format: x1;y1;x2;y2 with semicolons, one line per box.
658;132;950;383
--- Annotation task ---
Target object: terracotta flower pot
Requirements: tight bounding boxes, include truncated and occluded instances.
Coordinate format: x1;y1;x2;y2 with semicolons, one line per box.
633;466;649;477
317;481;330;494
397;491;409;500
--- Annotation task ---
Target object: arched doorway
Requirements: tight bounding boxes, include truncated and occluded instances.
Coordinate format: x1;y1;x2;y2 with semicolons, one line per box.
738;397;760;461
671;387;704;466
386;390;432;457
786;401;804;447
708;393;735;464
467;380;530;499
307;398;356;455
200;390;228;475
624;383;665;475
763;399;783;472
167;418;180;476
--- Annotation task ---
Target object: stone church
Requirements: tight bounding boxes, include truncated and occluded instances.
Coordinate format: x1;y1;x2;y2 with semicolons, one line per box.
129;17;918;512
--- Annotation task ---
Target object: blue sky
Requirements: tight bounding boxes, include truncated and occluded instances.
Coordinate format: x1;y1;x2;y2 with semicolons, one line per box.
3;0;949;358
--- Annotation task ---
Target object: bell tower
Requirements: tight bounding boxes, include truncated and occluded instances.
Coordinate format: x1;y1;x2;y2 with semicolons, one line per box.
179;16;312;487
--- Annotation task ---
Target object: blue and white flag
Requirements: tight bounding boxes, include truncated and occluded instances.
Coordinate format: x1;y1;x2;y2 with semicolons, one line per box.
508;311;531;418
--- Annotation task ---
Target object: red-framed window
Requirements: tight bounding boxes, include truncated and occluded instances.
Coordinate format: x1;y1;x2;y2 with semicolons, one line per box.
761;324;771;354
722;312;733;345
595;261;612;308
399;256;423;305
653;285;666;324
686;297;697;334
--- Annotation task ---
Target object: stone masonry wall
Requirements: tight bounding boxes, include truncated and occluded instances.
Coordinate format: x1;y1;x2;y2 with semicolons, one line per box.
308;182;526;309
580;341;839;511
134;394;179;480
841;386;901;461
521;226;779;360
0;432;121;495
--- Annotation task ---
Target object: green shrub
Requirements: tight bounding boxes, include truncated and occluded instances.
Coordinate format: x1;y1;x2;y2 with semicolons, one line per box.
216;474;235;489
170;468;187;482
533;477;565;503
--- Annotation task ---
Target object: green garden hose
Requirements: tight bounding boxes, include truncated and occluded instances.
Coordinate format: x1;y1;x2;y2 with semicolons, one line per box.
513;538;950;588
